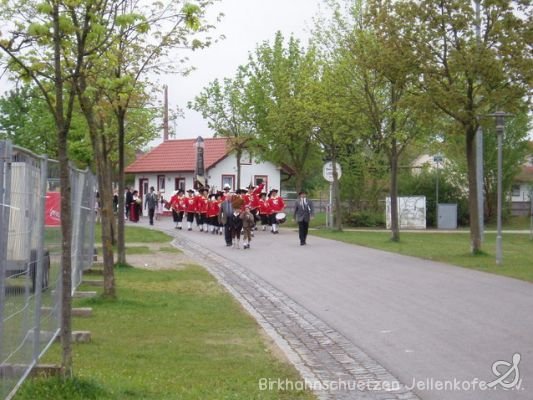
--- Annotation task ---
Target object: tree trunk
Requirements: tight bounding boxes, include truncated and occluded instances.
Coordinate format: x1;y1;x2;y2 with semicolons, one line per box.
466;127;481;253
77;85;116;298
117;109;126;265
389;138;400;242
51;3;73;378
295;174;303;194
98;155;116;298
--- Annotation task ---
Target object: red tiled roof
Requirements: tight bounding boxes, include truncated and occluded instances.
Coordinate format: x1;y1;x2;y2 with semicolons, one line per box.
125;137;230;173
516;165;533;183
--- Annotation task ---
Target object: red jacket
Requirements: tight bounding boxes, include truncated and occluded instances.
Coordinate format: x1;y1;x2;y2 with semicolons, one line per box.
184;195;196;213
196;195;208;214
169;194;178;210
252;183;265;196
207;200;221;218
267;196;285;214
258;198;272;215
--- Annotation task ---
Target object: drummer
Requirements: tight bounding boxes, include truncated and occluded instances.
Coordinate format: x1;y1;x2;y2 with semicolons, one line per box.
267;189;285;234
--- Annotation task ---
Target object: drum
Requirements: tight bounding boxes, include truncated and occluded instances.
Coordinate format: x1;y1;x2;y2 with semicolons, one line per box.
275;212;287;224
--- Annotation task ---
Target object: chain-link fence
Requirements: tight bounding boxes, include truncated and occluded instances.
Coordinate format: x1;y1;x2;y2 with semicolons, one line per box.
0;140;96;400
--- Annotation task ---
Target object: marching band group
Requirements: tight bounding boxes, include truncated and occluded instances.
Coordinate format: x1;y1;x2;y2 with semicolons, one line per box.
166;182;286;249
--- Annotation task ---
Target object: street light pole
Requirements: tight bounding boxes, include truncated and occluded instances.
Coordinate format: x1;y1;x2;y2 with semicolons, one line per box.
488;111;511;265
433;154;443;225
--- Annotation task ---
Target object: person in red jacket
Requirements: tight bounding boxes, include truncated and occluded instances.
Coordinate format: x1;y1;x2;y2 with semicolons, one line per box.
170;189;186;229
247;182;265;231
257;192;271;231
196;188;209;232
267;189;285;234
207;193;222;234
184;189;197;230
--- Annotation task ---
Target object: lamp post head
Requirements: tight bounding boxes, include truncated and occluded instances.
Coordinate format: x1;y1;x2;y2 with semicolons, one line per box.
195;136;204;148
487;111;512;135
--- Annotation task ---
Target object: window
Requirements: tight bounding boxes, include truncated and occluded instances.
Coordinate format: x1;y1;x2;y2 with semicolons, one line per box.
221;175;235;191
175;178;185;191
511;184;521;197
157;175;165;192
240;151;252;165
254;175;268;189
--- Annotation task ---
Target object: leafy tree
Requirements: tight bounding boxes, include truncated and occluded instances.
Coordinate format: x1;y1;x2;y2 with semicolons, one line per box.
0;0;104;376
396;0;532;252
246;32;322;192
443;112;531;220
107;0;217;267
320;0;429;241
190;68;256;190
0;85;93;166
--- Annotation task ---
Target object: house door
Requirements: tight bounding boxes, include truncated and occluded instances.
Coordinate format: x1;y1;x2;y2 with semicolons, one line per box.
139;178;149;200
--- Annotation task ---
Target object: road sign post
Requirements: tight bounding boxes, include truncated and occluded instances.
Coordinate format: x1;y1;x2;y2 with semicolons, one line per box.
323;162;342;229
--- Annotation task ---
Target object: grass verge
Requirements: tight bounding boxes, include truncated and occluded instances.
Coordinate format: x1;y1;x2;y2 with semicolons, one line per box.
312;230;533;282
94;225;173;244
16;266;314;400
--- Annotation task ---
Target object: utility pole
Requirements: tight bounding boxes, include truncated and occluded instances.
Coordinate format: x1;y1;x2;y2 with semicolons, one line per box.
488;111;511;265
475;0;484;243
163;85;169;141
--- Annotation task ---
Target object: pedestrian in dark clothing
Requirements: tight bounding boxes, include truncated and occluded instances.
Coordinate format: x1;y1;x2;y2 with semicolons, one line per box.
125;187;133;219
293;190;314;245
228;208;244;248
145;186;157;225
218;194;234;246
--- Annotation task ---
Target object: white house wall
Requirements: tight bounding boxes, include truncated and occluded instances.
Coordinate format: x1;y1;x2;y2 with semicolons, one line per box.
512;183;532;202
132;172;195;215
207;154;281;192
132;155;280;216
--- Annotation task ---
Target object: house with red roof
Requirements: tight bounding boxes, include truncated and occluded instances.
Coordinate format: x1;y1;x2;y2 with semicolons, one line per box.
125;137;281;206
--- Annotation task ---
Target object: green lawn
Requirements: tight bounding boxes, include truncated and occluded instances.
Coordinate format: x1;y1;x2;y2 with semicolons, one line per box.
16;266;315;400
312;230;533;282
94;225;172;244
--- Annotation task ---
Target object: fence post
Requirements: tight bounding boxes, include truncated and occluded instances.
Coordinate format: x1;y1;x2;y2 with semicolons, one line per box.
0;140;13;365
33;154;48;360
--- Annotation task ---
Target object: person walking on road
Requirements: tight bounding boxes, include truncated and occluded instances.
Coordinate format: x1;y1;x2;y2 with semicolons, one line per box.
219;191;234;246
145;186;158;226
294;190;314;245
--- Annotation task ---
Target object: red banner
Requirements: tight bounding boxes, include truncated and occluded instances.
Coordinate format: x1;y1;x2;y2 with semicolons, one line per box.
45;192;61;226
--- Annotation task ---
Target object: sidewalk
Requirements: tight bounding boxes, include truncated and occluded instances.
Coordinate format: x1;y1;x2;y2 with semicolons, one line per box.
139;216;533;400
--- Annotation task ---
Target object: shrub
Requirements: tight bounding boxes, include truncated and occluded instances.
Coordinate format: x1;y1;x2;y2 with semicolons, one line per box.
343;210;385;227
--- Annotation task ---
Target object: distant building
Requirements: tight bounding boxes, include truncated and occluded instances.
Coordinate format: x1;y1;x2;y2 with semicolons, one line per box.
125;137;281;213
411;152;533;216
510;158;533;216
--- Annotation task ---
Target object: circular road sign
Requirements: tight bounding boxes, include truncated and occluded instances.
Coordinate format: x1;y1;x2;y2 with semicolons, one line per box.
323;161;342;182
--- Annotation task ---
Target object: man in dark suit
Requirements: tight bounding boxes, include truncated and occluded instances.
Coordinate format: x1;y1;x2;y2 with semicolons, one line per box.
219;192;234;246
293;190;314;246
144;186;158;225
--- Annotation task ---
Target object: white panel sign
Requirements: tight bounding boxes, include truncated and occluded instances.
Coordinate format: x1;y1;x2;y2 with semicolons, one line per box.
386;196;426;230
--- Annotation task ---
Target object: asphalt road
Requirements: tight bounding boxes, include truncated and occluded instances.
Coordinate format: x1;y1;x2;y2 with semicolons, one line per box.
150;218;533;400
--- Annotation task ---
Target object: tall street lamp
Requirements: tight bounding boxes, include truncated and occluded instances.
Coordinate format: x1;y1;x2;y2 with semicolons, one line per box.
488;111;511;265
433;154;443;219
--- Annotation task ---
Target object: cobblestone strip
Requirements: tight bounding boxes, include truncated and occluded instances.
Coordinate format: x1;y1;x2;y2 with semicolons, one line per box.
172;234;421;400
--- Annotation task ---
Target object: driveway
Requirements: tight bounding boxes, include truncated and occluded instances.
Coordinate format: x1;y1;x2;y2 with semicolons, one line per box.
145;217;532;400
